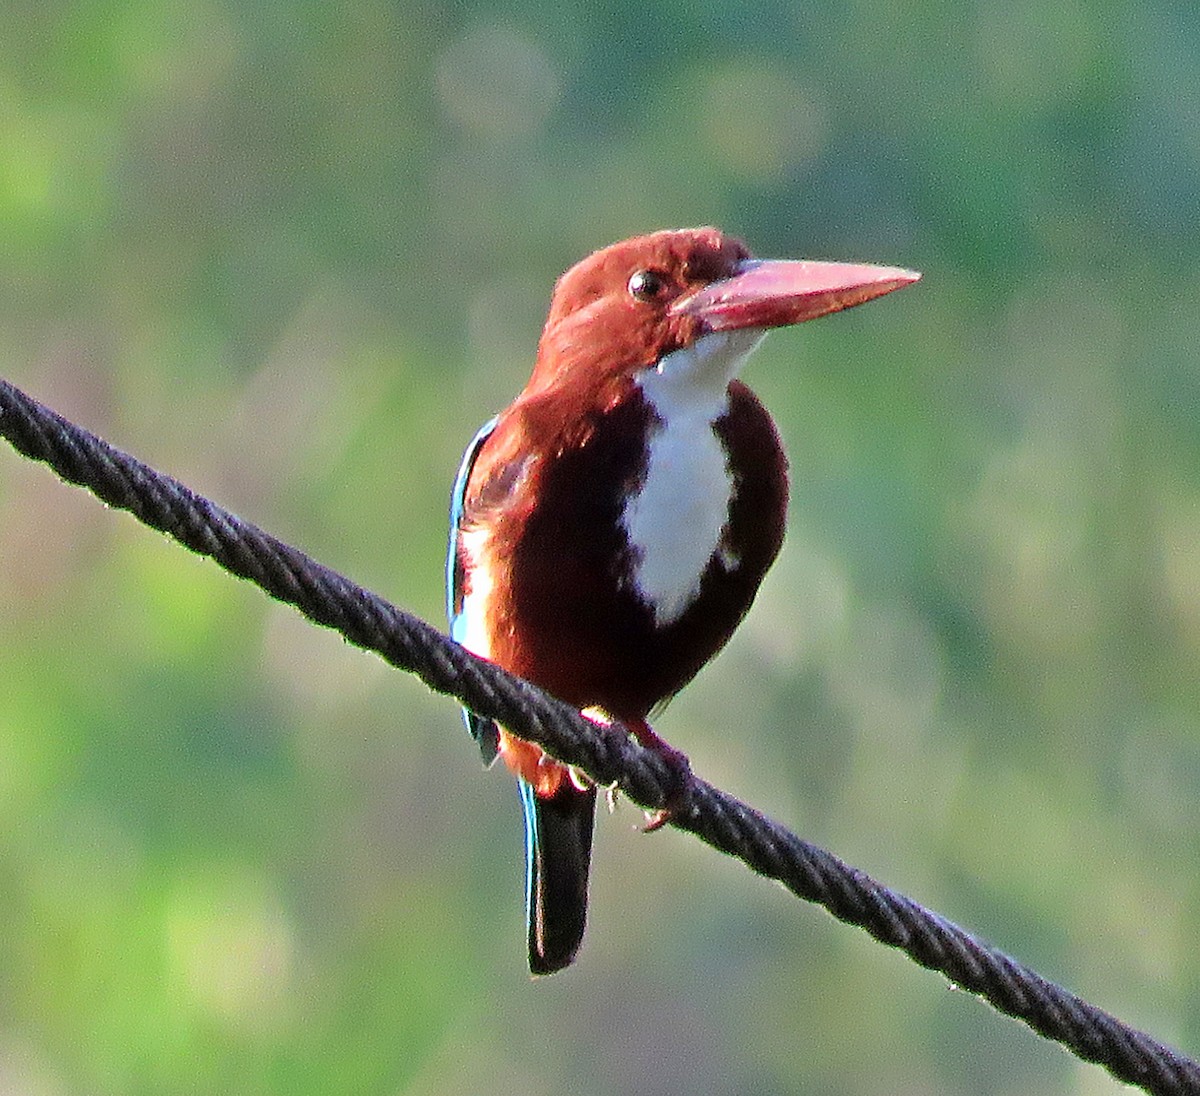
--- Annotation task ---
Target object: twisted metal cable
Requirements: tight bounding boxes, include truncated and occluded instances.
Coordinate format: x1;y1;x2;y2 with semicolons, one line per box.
1;374;1197;1095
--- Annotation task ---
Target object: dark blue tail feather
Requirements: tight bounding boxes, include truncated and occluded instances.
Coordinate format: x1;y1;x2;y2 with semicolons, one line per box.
519;778;596;975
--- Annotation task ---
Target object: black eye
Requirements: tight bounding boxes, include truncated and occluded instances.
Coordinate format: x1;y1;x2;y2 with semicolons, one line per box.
628;269;668;302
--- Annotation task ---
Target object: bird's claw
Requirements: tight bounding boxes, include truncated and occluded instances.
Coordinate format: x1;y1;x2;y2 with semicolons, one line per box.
638;739;692;833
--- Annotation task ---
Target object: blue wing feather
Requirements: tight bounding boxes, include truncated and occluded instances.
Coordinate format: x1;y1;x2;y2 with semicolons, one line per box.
449;415;595;974
447;416;501;764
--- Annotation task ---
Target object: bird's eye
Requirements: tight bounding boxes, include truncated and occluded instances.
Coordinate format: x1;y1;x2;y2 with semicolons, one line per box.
628;269;668;302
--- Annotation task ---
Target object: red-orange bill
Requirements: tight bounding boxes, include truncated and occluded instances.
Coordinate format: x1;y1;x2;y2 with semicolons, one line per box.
671;259;921;332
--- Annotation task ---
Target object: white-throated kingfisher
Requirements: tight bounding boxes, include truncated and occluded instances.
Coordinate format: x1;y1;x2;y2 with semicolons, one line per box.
447;228;918;974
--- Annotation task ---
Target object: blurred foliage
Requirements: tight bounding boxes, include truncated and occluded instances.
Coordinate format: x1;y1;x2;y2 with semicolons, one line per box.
0;1;1198;1093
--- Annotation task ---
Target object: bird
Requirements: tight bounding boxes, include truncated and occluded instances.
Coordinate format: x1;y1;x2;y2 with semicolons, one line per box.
447;227;918;974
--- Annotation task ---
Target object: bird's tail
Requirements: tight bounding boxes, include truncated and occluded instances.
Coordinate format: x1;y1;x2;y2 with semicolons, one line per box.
518;778;597;975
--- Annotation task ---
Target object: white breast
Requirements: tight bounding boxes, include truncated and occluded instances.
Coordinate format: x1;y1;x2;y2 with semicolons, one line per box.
621;328;766;627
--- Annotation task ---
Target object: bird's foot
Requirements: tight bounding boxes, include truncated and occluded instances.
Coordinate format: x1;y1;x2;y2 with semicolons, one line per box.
566;764;594;793
574;707;623;809
628;720;692;832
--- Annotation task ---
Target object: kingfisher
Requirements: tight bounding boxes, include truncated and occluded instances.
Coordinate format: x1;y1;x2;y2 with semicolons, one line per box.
447;228;918;974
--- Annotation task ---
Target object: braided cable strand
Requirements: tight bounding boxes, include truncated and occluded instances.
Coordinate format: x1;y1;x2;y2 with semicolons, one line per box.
1;375;1197;1095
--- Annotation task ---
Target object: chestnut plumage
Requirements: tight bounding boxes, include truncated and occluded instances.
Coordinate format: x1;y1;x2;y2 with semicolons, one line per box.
448;228;918;973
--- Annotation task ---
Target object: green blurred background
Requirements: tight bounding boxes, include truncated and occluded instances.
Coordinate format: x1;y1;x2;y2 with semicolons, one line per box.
0;1;1198;1093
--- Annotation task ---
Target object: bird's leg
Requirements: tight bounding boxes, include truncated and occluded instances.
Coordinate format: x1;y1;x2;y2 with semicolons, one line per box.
626;718;692;832
577;709;690;824
576;707;621;807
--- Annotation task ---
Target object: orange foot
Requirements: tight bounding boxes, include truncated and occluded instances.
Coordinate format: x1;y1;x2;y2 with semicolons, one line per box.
626;718;692;832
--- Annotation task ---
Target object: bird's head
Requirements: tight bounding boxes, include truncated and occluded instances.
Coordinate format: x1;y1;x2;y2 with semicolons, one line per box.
523;227;919;414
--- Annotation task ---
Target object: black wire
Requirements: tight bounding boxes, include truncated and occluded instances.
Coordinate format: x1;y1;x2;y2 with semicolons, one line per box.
2;374;1197;1095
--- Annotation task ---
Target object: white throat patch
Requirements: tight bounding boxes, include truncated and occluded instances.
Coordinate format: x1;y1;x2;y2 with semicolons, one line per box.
621;328;766;626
